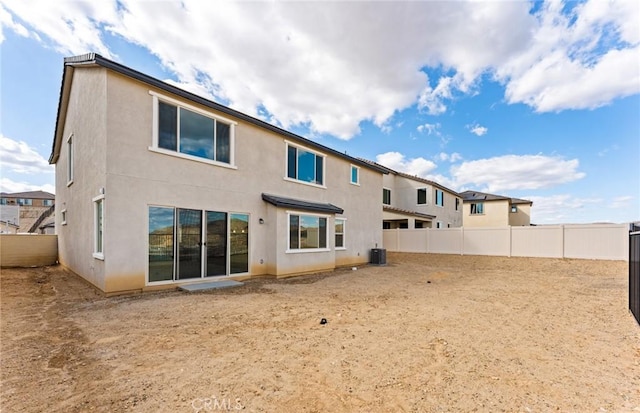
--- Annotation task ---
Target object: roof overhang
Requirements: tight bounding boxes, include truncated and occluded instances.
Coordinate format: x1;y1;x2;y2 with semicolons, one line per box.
383;205;435;220
262;194;343;214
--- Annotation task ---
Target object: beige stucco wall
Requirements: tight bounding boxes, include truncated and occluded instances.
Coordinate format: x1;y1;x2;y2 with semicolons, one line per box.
0;235;58;267
509;203;531;226
57;68;382;293
462;200;510;227
382;174;462;227
55;67;108;291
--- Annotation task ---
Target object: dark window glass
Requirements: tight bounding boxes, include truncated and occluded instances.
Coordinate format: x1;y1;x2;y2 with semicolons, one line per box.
319;218;327;248
289;215;299;249
417;188;427;205
383;189;391;205
148;207;175;282
180;108;214;160
216;122;230;163
158;102;177;151
315;154;324;185
298;149;316;183
287;146;297;179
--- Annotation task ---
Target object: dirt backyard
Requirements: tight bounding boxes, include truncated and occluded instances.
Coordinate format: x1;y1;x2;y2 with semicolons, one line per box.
1;253;639;412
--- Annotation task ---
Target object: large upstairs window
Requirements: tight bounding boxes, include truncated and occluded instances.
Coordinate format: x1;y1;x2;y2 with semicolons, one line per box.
151;93;236;167
286;143;325;186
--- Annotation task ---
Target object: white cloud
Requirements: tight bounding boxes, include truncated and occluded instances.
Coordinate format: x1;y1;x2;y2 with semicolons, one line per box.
437;152;462;163
417;122;441;136
526;194;603;224
376;152;437;178
610;195;633;209
467;123;488;136
0;177;55;194
451;154;585;192
2;0;637;139
0;135;53;174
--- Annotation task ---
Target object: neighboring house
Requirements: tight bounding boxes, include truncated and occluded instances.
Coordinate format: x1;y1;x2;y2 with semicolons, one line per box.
0;191;55;232
0;220;20;234
361;160;462;229
49;53;387;295
0;191;55;207
460;190;533;227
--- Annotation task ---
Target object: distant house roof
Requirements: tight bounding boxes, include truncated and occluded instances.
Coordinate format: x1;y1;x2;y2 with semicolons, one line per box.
383;205;436;220
0;191;55;200
262;194;344;214
357;158;460;196
459;190;532;205
50;53;388;177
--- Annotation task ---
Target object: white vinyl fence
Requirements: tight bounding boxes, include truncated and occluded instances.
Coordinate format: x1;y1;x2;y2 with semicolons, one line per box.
383;224;629;261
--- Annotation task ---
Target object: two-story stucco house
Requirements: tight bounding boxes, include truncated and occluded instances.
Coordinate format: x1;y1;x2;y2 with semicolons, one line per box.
460;190;533;227
49;53;387;295
360;160;462;229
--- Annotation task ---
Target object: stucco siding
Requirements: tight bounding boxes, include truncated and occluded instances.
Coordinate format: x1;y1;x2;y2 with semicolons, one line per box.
55;67;108;291
463;200;509;227
59;70;382;293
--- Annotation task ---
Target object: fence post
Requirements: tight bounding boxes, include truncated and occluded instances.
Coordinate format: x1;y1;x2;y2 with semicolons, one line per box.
509;226;512;257
461;226;465;255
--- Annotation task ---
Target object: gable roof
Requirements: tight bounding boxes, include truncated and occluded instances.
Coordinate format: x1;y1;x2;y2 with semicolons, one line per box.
49;53;387;176
262;193;344;214
459;190;532;205
357;158;460;196
0;191;55;200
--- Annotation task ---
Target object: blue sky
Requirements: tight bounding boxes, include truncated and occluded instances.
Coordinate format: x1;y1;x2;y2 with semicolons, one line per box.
1;0;638;224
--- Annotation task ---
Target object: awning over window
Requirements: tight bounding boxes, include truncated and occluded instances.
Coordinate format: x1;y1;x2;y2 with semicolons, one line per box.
262;193;344;214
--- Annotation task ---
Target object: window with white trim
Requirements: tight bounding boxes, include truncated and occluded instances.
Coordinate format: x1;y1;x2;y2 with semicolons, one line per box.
417;188;427;205
383;188;391;205
511;205;518;213
470;202;484;215
335;218;345;249
286;143;325;186
436;221;443;229
288;213;328;250
151;93;235;167
67;134;74;185
435;189;444;207
18;198;32;206
350;165;359;185
43;199;53;206
93;195;104;259
61;209;67;225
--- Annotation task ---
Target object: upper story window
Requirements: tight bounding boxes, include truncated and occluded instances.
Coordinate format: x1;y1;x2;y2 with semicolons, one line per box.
67;134;74;185
0;198;6;205
511;205;518;213
417;188;427;205
455;198;460;211
383;188;391;205
18;198;32;206
151;92;236;168
470;202;484;215
43;199;53;207
435;189;444;207
286;143;325;186
350;165;359;185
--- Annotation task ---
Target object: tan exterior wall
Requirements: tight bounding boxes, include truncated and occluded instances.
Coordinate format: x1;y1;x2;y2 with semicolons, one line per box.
0;235;58;267
55;67;108;291
509;203;531;226
462;200;509;227
56;68;381;293
382;174;462;227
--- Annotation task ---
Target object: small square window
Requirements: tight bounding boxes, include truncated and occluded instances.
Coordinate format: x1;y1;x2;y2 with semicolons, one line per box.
417;188;427;205
511;205;518;213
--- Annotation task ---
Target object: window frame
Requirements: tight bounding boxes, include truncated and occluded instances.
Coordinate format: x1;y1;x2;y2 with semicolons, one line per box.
511;205;518;213
93;194;105;260
470;202;484;215
284;141;326;188
66;133;74;186
350;165;360;186
335;218;346;250
287;211;330;253
149;92;237;169
417;188;427;205
455;198;460;211
435;189;444;207
383;188;391;205
61;209;67;226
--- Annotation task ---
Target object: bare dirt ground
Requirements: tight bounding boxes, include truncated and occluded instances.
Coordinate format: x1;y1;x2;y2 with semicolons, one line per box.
2;253;639;413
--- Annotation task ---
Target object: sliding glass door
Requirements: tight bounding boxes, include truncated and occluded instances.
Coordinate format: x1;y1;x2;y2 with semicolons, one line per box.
149;207;249;283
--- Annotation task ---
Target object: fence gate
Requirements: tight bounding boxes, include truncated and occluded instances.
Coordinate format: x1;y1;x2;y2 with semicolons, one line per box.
630;224;640;326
